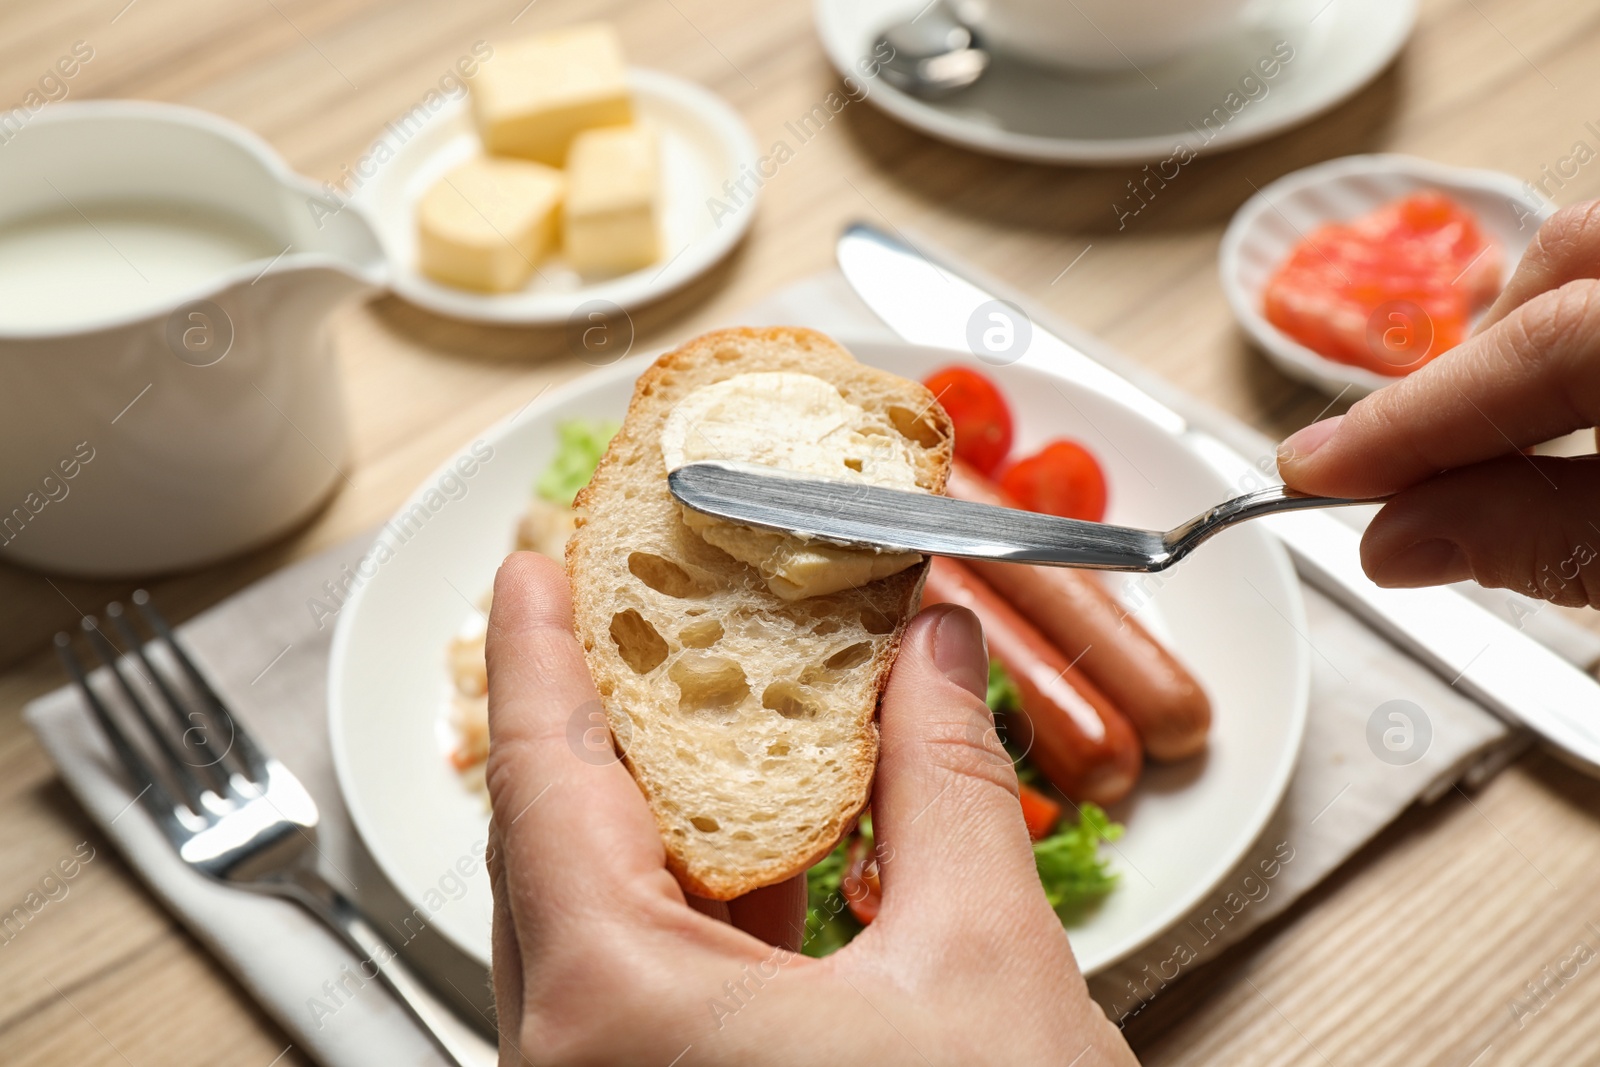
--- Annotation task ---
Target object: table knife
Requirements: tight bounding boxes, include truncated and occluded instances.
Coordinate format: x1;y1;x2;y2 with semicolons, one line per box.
836;221;1600;777
669;461;1374;571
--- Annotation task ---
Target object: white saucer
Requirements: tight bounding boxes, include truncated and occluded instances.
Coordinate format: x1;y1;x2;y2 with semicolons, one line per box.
813;0;1416;165
1219;154;1553;399
350;69;759;325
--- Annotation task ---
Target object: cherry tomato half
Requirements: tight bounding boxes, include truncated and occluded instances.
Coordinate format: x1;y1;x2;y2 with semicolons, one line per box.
1018;782;1063;841
842;836;883;925
923;365;1014;476
1000;439;1108;523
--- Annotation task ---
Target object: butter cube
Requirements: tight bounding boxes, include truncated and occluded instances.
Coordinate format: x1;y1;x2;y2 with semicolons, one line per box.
470;23;633;165
563;125;661;274
417;157;564;293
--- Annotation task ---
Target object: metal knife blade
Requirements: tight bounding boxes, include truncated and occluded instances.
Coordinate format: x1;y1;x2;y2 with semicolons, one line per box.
837;223;1189;436
668;460;1169;570
837;221;1600;777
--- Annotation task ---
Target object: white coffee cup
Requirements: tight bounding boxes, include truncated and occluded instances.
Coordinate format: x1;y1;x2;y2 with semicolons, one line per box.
965;0;1258;71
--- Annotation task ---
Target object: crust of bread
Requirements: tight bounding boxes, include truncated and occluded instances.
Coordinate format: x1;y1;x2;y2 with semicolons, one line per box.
566;327;952;900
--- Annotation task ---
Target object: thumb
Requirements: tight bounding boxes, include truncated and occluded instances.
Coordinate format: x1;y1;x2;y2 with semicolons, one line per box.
867;605;1058;947
1361;454;1600;605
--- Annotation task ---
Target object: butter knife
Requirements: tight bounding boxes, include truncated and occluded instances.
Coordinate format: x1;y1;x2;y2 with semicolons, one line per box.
668;461;1374;571
835;221;1600;777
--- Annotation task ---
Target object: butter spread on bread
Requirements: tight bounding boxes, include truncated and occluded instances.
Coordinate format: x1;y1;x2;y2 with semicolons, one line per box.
659;371;925;600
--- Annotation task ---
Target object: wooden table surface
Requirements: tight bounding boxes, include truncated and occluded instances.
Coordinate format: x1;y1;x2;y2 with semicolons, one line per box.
5;0;1600;1063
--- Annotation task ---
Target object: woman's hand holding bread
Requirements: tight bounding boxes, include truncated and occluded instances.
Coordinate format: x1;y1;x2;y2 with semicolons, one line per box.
483;553;1138;1067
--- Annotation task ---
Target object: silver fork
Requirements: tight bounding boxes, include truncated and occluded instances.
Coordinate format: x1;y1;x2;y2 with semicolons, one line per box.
55;590;485;1067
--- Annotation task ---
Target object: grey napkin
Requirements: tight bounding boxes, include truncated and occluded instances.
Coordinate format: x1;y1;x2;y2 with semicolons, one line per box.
25;270;1600;1065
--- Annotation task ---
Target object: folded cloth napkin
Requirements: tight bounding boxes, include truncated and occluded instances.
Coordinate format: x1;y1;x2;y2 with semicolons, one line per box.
26;270;1600;1065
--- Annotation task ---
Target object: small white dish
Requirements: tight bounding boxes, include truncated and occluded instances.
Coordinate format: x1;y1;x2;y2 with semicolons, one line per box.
328;339;1309;975
1220;153;1554;399
351;69;759;325
813;0;1416;165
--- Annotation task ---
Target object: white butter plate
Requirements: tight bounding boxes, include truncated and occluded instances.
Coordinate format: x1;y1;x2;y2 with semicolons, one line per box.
813;0;1415;165
328;340;1309;974
1220;153;1554;399
350;69;759;325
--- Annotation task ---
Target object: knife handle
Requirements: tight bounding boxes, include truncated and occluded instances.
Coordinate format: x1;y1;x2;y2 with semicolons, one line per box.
1271;508;1600;777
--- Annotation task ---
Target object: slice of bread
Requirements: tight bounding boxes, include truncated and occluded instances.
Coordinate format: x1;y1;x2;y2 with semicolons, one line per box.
567;327;953;900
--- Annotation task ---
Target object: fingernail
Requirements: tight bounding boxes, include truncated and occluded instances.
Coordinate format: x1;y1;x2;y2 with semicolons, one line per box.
1371;539;1470;588
1278;415;1345;465
931;605;988;699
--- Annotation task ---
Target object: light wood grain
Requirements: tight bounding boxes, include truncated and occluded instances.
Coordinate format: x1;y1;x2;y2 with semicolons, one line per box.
3;0;1600;1063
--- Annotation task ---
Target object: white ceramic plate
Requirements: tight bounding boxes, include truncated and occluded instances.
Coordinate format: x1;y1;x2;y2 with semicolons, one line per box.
813;0;1415;165
350;69;759;325
1220;154;1554;399
328;340;1310;974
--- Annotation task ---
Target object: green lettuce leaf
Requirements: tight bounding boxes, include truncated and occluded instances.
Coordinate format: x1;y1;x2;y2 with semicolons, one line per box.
534;419;618;506
987;657;1022;715
988;660;1037;785
992;661;1122;917
801;663;1126;954
803;818;870;958
1033;801;1122;921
